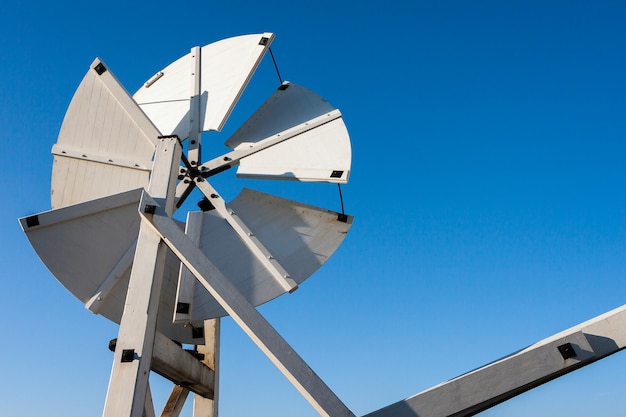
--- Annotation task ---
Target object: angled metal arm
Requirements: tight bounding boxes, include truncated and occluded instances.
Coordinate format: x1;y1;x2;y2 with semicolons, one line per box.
138;191;355;417
194;178;298;293
364;305;626;417
198;110;342;177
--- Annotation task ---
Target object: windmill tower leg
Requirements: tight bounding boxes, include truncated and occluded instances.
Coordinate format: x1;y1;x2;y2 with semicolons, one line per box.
144;384;156;417
193;319;220;417
102;137;181;417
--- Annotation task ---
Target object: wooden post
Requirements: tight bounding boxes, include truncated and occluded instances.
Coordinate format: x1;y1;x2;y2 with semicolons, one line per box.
102;137;181;417
194;319;220;417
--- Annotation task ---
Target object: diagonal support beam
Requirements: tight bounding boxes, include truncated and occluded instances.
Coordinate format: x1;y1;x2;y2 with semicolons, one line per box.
194;179;298;293
364;305;626;417
160;385;190;417
138;191;354;417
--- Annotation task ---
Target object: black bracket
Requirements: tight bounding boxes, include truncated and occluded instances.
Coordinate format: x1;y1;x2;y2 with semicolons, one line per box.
176;302;190;314
94;62;107;75
192;325;204;339
121;349;136;362
557;342;577;360
25;215;40;228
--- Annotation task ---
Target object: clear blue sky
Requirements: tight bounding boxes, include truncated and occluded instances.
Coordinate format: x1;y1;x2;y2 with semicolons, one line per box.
2;1;626;416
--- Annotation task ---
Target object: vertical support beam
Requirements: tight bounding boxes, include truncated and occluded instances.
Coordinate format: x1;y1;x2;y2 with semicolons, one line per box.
144;383;156;417
188;46;202;166
174;213;203;323
180;213;220;416
194;319;220;417
103;137;181;417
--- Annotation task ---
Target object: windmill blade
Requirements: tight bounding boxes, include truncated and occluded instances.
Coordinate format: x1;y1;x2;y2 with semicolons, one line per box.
52;58;159;209
19;189;202;344
133;33;275;138
176;188;353;320
20;186;353;341
225;82;351;183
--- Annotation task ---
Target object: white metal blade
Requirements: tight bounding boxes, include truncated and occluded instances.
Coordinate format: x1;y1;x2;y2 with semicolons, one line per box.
184;188;352;320
133;33;274;138
194;179;299;294
225;82;351;183
52;58;159;209
20;186;352;341
19;189;201;344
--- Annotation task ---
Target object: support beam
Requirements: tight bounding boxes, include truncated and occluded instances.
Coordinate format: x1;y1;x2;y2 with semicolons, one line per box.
364;304;626;417
51;144;153;172
174;212;203;324
194;319;220;417
199;110;342;175
102;137;181;417
187;46;202;164
151;332;215;399
138;191;355;417
160;385;190;417
194;179;298;292
144;383;156;417
110;332;215;399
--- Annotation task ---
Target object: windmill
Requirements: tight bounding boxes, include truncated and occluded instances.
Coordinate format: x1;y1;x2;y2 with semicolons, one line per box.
20;33;354;417
19;33;626;417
